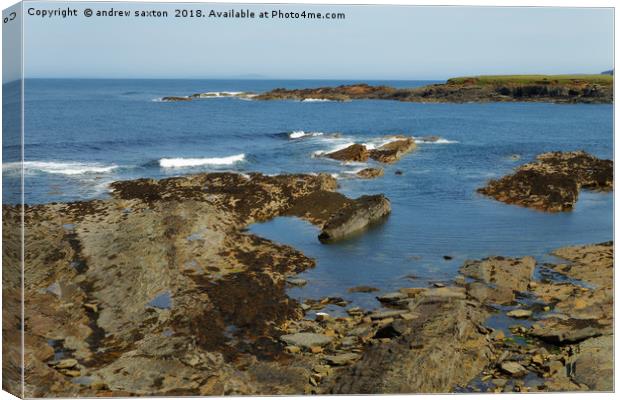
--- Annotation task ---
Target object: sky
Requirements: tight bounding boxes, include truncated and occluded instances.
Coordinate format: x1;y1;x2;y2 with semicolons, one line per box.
6;2;616;81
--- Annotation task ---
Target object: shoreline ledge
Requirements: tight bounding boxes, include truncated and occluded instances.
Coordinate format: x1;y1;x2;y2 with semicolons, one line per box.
2;170;613;394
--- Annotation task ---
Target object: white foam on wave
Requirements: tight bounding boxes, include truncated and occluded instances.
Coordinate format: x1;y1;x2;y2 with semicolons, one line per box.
3;161;118;176
159;154;245;168
289;130;325;139
413;136;459;144
313;142;356;157
301;98;333;102
197;91;244;98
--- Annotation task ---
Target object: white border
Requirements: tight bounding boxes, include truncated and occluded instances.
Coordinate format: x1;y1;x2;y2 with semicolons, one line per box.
0;1;617;400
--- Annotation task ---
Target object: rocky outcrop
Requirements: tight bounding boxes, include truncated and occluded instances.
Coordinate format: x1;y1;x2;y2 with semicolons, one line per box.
325;144;369;162
369;138;416;164
356;168;384;179
160;96;191;102
6;172;392;397
319;195;391;242
254;77;613;104
328;289;495;393
478;151;613;211
324;137;416;164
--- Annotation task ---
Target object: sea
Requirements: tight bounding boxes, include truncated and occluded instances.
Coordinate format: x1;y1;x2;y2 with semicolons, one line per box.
2;79;614;312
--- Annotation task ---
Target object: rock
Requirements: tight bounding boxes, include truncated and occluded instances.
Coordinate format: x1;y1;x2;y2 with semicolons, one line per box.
254;80;613;104
419;287;466;300
368;310;407;320
313;364;331;374
443;255;453;260
347;307;363;316
376;292;407;304
369;138;416;163
54;359;78;369
161;96;191;102
324;353;360;366
356;168;384;179
280;333;334;349
319;195;391;242
285;345;301;354
460;256;535;293
394;170;403;175
491;378;507;387
506;309;533;319
544;360;565;377
374;321;410;339
466;281;515;305
286;278;307;286
478;151;613;212
60;369;81;377
500;361;527;377
571;335;613;390
325;144;370;162
348;286;379;293
529;318;608;344
328;295;494;393
90;381;109;390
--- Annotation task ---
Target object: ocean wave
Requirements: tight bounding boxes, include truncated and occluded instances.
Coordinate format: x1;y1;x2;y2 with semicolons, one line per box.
413;136;459;144
159;154;245;168
289;130;325;139
2;161;118;176
313;142;356;157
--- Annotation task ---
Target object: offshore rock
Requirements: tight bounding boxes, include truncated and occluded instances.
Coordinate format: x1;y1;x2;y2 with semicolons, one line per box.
319;195;391;242
478;151;613;212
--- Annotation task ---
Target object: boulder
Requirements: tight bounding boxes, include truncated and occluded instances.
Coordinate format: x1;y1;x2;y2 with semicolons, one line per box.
319;195;391;242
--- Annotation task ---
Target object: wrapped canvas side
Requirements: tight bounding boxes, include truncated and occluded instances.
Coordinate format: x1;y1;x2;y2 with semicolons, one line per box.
2;2;24;398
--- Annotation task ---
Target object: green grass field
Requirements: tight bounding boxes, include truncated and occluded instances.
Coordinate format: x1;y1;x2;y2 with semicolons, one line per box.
447;74;613;86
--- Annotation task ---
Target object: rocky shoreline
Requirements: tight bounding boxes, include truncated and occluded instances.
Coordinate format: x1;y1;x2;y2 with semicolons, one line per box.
2;165;613;396
159;75;613;104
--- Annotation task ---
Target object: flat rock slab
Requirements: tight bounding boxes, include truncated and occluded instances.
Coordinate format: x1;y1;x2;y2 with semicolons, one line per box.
324;353;360;366
572;335;613;391
460;256;535;292
530;318;608;344
506;309;532;319
500;361;527;377
280;333;334;349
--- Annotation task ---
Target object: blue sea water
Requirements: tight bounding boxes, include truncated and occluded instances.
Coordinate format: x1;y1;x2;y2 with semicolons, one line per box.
2;79;613;309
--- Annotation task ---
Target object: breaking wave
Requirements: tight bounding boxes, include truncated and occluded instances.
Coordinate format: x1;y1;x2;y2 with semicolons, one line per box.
159;154;246;168
3;161;118;176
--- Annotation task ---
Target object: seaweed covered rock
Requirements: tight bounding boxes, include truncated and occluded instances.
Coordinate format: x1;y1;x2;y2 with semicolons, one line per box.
478;151;613;211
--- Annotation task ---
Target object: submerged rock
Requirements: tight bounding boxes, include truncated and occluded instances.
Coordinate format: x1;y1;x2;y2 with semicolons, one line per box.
478;151;613;212
161;96;191;102
356;168;384;179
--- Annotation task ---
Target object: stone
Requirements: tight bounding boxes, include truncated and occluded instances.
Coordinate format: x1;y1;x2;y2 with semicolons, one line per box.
348;286;380;293
285;345;301;354
319;195;391;242
325;144;370;162
280;333;334;349
529;318;607;344
500;361;527;377
368;310;407;320
506;309;532;319
356;168;384;179
571;335;613;390
369;138;416;163
460;256;535;293
54;359;78;369
376;292;407;304
286;278;307;286
324;353;360;366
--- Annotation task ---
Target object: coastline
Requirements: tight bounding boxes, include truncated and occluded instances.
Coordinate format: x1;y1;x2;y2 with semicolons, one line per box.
3;164;613;395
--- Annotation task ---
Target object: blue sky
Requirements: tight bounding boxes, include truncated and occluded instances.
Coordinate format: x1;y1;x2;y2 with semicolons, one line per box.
14;2;616;80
